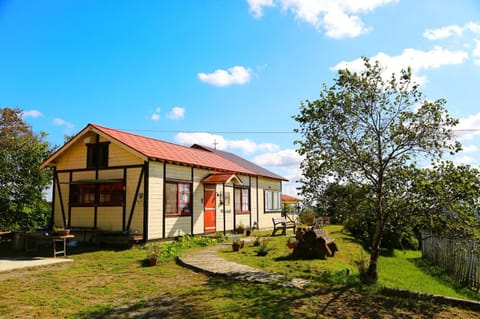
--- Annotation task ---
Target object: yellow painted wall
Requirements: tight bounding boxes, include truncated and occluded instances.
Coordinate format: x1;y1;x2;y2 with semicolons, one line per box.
51;136;145;234
147;162;164;240
256;177;283;229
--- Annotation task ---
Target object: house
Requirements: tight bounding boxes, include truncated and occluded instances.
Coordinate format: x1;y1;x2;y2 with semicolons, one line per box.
281;194;301;214
40;124;287;241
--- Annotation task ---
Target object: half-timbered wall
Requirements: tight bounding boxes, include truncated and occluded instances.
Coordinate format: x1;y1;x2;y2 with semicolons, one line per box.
51;136;145;235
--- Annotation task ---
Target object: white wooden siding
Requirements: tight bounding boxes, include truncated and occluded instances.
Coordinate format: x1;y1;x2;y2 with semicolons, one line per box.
165;163;192;180
147;162;164;240
165;216;191;237
256;177;282;229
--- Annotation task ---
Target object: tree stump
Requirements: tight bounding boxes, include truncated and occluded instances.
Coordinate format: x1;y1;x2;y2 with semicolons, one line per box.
292;230;338;260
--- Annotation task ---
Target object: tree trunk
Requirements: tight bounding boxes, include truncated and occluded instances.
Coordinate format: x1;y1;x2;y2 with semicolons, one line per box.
367;218;383;282
367;181;385;283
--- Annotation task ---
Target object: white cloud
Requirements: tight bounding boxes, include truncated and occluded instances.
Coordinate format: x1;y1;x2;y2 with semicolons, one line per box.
53;118;74;129
247;0;398;39
228;139;279;154
173;132;279;155
454;155;476;165
21;109;43;118
473;39;480;65
424;22;480;40
455;112;480;141
460;144;478;153
253;149;302;167
332;46;468;85
278;166;303;197
424;25;464;40
322;7;368;39
174;132;226;149
151;107;161;121
198;66;252;87
247;0;275;18
166;106;185;120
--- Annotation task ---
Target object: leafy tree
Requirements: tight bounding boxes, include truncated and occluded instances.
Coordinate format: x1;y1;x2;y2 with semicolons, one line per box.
293;58;460;281
0;107;53;231
409;162;480;239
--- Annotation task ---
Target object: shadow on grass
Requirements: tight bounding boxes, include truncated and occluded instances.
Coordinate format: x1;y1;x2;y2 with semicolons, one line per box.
0;239;132;259
73;274;455;319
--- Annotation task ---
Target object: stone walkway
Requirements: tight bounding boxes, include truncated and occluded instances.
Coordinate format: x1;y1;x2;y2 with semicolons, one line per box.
0;257;72;273
178;242;310;289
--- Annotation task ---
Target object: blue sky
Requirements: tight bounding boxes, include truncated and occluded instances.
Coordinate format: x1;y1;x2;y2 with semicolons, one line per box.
2;0;480;197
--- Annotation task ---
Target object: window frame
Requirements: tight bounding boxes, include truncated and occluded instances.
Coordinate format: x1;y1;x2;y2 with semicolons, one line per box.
265;190;282;212
165;180;193;217
234;186;250;214
86;142;109;169
70;180;125;207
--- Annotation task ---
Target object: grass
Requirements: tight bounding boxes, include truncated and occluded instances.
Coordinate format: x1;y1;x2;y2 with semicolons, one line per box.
220;225;480;301
0;228;479;318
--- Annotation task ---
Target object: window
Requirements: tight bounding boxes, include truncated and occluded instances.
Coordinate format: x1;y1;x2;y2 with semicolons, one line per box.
70;181;124;206
165;181;192;216
265;190;281;212
235;187;250;214
87;142;109;169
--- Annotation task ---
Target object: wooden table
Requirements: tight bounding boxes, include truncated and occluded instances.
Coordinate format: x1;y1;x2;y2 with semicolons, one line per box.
51;235;75;258
24;233;75;258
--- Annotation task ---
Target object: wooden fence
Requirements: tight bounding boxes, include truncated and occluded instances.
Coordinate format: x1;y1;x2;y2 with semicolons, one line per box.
421;231;480;291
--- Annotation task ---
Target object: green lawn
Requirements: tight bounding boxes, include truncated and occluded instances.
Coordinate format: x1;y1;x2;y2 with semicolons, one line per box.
219;225;480;301
0;228;478;318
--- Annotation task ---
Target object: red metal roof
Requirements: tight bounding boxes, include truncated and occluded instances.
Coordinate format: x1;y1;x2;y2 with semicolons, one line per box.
41;124;285;181
202;174;242;184
282;194;300;202
91;124;256;174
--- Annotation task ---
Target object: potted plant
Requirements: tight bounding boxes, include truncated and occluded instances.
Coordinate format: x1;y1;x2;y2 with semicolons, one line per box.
245;226;251;236
232;237;241;251
52;225;70;236
146;242;162;266
253;236;261;246
235;223;245;235
286;237;298;249
256;238;270;256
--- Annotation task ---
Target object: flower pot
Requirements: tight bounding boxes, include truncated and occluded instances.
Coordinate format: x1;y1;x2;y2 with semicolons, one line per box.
148;258;158;266
286;242;298;249
232;243;240;251
58;229;70;236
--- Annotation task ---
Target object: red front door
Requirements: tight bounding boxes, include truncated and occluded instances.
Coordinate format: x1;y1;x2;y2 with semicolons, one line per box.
204;185;216;233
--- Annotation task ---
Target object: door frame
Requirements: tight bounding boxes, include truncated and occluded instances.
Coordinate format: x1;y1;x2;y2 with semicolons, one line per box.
203;184;216;233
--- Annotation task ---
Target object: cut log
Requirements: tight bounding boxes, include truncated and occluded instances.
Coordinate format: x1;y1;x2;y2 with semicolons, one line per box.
292;229;338;260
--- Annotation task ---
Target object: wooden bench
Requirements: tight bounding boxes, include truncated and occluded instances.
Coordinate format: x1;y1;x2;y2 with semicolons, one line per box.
272;216;296;236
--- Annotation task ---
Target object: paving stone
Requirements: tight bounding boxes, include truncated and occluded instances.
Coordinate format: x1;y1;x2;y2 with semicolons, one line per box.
178;243;310;289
